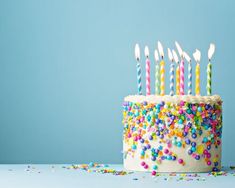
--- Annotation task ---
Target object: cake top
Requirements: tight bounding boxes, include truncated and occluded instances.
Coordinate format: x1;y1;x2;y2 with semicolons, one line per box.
124;95;222;104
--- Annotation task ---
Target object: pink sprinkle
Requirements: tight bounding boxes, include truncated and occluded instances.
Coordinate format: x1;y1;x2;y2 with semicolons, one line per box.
178;159;184;164
207;161;212;166
206;153;211;158
152;171;156;176
179;109;183;114
141;161;145;166
203;150;208;155
164;149;169;154
144;164;149;169
190;114;194;118
192;106;197;111
180;101;185;106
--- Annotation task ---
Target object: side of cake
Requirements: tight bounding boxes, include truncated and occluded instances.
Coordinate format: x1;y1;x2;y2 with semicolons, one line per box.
122;95;222;173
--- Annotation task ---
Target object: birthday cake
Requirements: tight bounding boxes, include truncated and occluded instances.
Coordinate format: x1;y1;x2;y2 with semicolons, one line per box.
122;42;222;173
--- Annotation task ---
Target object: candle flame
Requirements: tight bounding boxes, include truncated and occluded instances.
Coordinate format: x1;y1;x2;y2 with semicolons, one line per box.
175;41;183;58
208;43;215;61
167;48;173;62
172;50;179;64
184;51;191;63
157;41;164;58
135;43;140;61
154;49;159;62
144;46;150;58
193;49;201;63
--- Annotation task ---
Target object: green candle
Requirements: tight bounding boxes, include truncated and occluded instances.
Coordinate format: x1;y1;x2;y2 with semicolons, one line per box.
207;62;212;95
207;43;215;96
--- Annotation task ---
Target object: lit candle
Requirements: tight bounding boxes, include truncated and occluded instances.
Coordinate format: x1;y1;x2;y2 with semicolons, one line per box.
184;52;192;95
175;42;184;95
135;44;142;95
154;49;160;95
158;41;165;96
193;49;201;96
172;50;180;95
145;46;151;95
207;43;215;95
168;48;174;96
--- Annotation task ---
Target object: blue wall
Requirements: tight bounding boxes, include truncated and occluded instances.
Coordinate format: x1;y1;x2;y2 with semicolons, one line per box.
0;0;234;164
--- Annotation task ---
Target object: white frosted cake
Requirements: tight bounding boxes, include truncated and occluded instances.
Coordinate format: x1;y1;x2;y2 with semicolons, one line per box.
122;95;222;173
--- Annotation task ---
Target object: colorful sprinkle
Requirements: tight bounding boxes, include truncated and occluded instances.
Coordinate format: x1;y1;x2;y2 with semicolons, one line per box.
123;98;222;172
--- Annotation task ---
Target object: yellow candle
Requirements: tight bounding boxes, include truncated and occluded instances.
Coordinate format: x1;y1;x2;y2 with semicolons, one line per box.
158;41;165;96
193;49;201;96
160;60;165;95
195;63;200;95
176;65;180;95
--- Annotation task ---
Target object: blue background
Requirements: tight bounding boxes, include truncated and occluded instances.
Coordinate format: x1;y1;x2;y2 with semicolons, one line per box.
0;0;234;164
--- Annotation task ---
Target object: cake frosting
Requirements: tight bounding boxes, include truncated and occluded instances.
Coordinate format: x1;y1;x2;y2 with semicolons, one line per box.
122;95;222;173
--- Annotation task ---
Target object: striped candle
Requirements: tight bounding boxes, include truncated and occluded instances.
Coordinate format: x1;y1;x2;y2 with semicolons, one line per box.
155;64;160;95
160;60;165;96
184;51;192;95
146;58;151;95
195;63;200;95
135;44;142;95
207;62;212;95
193;49;201;96
176;65;180;95
136;63;142;95
188;63;192;95
180;59;185;95
170;63;174;96
207;43;215;96
172;50;180;95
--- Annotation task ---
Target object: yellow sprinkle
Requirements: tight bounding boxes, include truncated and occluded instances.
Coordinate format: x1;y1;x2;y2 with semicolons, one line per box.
196;144;204;154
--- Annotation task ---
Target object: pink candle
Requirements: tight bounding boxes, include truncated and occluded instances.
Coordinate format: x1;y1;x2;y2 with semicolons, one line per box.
180;59;184;95
175;42;184;95
145;46;150;95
